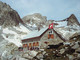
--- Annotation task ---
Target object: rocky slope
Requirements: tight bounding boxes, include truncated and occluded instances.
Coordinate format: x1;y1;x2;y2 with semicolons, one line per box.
22;13;47;29
67;14;80;26
0;1;25;27
0;1;30;60
22;13;80;29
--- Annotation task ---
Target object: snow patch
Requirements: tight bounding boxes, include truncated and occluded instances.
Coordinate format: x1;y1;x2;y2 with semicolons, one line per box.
32;17;41;20
19;23;30;33
2;34;22;47
3;28;17;34
32;24;37;27
54;21;67;27
29;51;38;57
54;25;80;40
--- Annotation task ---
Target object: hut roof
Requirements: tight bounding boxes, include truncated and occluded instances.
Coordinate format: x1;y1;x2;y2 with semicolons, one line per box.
22;27;48;40
22;27;66;42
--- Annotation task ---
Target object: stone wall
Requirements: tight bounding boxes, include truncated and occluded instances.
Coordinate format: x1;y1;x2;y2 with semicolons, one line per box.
40;29;63;48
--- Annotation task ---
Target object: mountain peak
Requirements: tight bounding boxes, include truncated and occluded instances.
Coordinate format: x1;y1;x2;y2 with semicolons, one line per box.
0;1;25;27
67;14;80;26
69;14;76;19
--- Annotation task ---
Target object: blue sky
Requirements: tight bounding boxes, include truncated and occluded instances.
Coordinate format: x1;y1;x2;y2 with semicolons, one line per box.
0;0;80;22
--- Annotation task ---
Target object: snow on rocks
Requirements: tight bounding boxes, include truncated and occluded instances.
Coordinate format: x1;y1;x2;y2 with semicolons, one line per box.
63;42;70;45
39;49;44;51
1;33;22;47
54;20;67;27
59;48;65;54
22;51;38;59
36;54;44;59
29;51;38;57
1;24;30;47
18;23;30;33
3;28;17;34
54;25;80;40
72;42;79;49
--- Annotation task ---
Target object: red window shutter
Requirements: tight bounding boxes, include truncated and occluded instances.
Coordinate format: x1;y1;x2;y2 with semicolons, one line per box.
51;34;54;39
37;42;39;46
29;43;32;48
23;44;27;48
48;34;50;39
33;42;35;46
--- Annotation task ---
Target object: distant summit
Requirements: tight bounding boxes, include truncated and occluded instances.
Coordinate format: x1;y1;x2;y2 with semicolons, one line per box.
22;13;47;29
22;13;80;29
67;14;80;26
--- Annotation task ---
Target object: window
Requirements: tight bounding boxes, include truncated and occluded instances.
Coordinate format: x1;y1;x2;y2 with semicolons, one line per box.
44;41;49;44
23;44;27;48
33;42;39;46
48;30;54;39
48;34;50;39
51;34;54;39
36;42;39;46
29;43;31;47
49;30;53;34
33;42;35;46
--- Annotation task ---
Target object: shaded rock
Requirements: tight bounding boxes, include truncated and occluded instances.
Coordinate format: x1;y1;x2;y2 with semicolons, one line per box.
22;13;47;29
29;51;38;57
42;51;46;55
0;1;25;27
76;48;80;53
59;48;65;54
37;54;43;59
72;42;79;49
67;14;80;26
47;43;63;49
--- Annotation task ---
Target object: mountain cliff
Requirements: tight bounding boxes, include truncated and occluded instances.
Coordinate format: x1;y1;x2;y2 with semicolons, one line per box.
0;1;30;60
0;1;25;27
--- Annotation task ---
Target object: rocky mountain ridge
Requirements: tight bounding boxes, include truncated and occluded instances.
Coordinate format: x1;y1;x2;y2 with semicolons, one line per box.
22;13;80;29
0;1;30;60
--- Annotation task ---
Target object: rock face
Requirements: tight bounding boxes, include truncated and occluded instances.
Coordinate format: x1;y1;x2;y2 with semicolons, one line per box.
0;1;30;60
22;13;80;29
22;13;47;28
0;1;24;27
67;14;80;26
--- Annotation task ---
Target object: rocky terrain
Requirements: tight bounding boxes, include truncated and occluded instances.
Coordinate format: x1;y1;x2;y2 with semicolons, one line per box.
0;1;80;60
67;14;80;26
0;1;30;60
0;1;26;27
22;13;80;29
22;13;47;30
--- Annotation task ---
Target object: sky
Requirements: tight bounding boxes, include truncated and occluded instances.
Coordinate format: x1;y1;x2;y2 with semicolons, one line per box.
0;0;80;22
